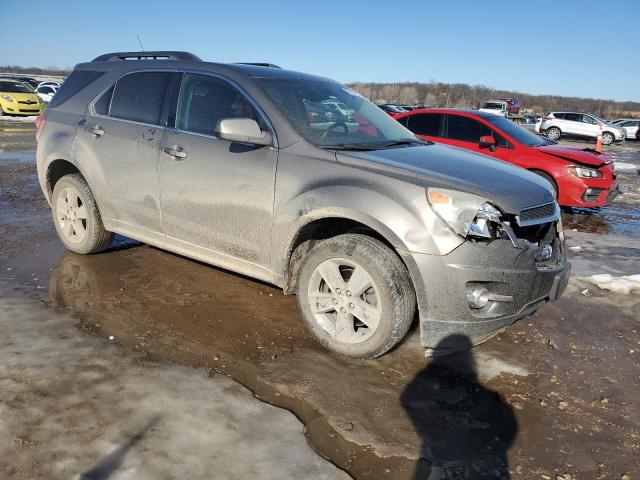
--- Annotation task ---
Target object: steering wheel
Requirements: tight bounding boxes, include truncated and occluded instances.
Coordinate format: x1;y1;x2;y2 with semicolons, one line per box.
320;121;349;143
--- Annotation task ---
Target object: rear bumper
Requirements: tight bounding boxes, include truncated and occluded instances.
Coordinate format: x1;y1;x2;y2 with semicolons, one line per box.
401;237;570;350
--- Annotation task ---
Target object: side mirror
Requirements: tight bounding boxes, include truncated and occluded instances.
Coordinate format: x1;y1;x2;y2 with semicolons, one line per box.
479;135;496;152
215;118;272;146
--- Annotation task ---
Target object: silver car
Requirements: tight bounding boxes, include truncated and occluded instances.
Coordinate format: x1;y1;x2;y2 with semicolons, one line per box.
36;51;569;358
538;111;625;144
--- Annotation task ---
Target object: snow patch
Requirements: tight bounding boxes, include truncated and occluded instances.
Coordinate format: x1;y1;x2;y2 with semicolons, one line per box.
0;115;37;122
580;274;640;295
615;162;639;172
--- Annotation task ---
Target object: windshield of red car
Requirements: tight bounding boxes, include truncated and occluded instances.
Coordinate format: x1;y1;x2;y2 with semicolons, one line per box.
484;115;551;147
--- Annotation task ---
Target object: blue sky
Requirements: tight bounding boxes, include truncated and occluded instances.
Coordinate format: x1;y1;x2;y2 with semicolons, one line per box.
1;0;639;101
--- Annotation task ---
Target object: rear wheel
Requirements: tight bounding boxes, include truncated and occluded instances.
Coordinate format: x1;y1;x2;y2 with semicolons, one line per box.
545;127;561;140
296;234;416;359
52;173;113;254
601;131;614;145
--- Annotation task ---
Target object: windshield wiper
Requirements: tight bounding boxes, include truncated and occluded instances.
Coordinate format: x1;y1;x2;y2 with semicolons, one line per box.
318;143;383;151
318;138;431;151
376;138;432;148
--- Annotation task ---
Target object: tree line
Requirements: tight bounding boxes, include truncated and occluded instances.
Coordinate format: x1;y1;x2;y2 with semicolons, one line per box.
0;65;71;77
347;81;640;119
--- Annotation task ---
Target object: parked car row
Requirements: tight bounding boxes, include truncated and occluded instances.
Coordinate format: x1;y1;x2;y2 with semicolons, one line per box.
535;112;626;145
36;51;569;358
0;79;45;116
394;108;619;209
0;76;63;110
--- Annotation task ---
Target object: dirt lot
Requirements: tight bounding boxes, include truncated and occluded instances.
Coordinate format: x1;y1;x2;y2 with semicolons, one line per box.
1;120;639;479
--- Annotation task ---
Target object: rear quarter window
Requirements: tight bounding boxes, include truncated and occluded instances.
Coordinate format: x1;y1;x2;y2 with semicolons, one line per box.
47;70;104;108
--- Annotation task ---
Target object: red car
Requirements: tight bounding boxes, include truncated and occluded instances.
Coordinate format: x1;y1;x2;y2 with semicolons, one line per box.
396;109;618;208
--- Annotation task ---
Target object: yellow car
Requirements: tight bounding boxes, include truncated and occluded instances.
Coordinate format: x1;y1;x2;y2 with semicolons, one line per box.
0;79;44;116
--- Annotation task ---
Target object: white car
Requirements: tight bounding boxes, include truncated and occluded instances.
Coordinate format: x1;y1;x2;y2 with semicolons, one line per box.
538;111;626;145
35;84;58;103
37;81;61;89
617;119;639;139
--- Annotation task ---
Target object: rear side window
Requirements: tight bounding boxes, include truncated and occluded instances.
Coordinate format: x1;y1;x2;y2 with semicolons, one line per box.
396;116;409;127
446;115;491;142
94;86;114;116
109;72;173;125
564;113;581;122
407;113;442;137
47;70;104;108
553;113;564;119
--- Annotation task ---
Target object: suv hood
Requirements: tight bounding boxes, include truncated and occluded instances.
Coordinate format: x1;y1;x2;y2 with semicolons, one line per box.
536;144;612;168
336;143;554;215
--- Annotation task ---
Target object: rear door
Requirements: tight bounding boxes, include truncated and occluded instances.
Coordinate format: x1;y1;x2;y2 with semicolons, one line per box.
158;72;278;271
74;70;180;242
443;114;512;162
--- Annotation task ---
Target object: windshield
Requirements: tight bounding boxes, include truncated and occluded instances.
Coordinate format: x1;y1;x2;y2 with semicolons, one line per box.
484;115;553;147
0;81;34;93
256;78;418;148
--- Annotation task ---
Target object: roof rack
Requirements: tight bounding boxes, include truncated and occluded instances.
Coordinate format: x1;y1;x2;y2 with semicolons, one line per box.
235;62;282;69
92;51;201;62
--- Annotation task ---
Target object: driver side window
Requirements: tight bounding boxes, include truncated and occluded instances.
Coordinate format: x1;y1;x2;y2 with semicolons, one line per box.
176;74;262;136
581;115;597;124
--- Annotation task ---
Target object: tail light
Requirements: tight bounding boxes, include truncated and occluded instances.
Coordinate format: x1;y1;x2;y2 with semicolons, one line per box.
35;113;47;142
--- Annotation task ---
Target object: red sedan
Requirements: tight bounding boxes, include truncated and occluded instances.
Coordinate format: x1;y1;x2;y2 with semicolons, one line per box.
395;109;618;208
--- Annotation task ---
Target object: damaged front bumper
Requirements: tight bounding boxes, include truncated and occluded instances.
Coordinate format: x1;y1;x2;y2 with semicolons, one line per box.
401;219;570;351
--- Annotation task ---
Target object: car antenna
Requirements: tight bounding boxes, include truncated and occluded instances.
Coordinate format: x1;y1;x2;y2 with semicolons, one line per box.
136;34;145;52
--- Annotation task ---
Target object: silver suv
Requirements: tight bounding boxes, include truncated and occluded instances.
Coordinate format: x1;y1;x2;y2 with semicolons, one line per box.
538;111;626;144
36;51;569;358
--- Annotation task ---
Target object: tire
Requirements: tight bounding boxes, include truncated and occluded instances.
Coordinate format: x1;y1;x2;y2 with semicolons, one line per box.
545;127;561;140
531;170;558;200
601;132;614;145
51;173;113;254
296;234;416;359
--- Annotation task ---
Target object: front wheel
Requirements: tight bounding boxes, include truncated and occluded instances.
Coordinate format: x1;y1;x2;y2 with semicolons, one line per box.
296;234;416;359
601;132;614;145
52;173;113;254
545;127;561;140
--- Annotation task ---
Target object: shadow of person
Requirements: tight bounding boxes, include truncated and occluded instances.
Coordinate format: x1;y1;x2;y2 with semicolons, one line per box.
401;335;518;479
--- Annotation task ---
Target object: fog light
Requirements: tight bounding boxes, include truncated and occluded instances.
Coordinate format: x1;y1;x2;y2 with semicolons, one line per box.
467;286;490;309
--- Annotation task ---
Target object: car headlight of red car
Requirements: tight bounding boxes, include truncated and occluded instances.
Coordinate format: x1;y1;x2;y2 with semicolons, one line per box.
567;165;603;178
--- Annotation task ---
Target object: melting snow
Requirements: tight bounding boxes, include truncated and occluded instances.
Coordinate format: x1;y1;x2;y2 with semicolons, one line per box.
580;274;640;295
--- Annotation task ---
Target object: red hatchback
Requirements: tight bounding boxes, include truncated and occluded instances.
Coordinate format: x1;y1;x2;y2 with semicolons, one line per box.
396;109;618;208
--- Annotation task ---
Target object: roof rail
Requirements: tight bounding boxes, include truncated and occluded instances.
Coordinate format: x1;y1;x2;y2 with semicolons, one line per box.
92;51;201;62
235;62;282;69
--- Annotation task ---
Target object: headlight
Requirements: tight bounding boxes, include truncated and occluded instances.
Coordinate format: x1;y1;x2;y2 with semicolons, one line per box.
567;165;602;178
1;95;15;102
427;188;502;240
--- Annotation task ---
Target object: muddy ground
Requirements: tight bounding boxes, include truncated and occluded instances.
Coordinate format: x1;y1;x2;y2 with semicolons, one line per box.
1;120;639;479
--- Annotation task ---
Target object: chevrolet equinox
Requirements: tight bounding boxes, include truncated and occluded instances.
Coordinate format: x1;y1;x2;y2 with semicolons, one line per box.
36;51;570;358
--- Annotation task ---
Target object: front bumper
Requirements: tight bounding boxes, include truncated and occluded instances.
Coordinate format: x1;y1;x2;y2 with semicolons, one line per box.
401;234;570;350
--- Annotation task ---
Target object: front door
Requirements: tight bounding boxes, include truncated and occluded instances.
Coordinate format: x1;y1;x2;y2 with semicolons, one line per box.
158;73;278;273
442;114;512;162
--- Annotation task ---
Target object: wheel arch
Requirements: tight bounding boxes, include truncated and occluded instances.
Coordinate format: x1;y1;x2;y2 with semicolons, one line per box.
282;212;410;295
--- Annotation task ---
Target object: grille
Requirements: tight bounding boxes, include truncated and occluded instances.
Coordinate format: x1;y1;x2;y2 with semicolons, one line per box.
518;202;556;224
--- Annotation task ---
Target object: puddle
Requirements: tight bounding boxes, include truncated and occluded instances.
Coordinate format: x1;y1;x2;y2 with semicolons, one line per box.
0;150;36;162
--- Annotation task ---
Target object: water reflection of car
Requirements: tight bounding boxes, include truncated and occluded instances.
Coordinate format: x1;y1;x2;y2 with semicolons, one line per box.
0;79;44;116
396;108;618;207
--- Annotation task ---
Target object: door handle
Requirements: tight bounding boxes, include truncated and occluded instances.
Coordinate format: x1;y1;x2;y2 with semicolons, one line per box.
90;125;104;137
163;145;187;160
